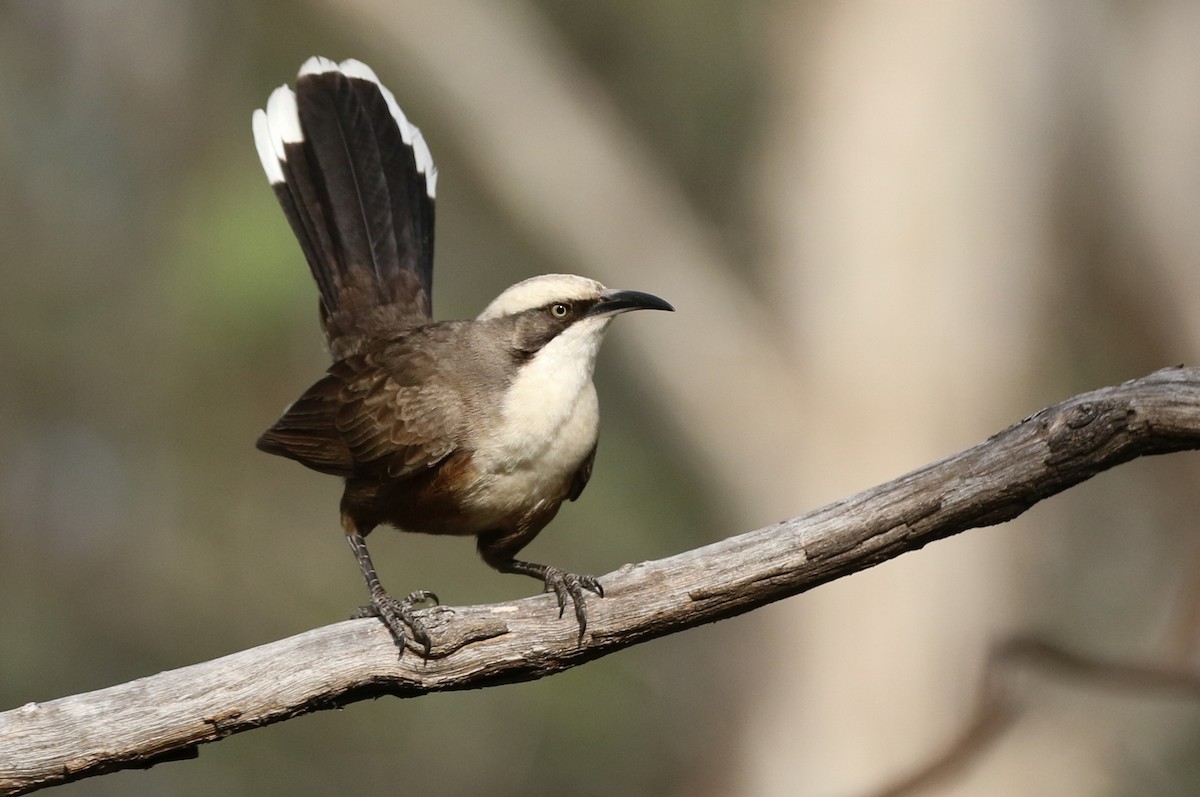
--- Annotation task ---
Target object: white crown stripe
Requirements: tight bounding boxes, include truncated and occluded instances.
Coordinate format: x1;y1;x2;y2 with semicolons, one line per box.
477;275;607;320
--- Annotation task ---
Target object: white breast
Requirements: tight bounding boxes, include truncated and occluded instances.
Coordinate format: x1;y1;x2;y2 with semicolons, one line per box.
468;317;610;517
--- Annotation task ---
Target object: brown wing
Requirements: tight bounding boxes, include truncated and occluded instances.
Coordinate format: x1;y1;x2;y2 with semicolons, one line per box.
257;335;462;480
331;350;462;478
256;373;356;475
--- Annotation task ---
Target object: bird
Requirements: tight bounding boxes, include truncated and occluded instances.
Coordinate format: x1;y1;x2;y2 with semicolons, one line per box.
251;56;673;654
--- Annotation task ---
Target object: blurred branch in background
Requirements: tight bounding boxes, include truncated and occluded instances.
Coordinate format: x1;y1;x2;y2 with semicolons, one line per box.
4;366;1200;796
872;589;1200;797
4;1;1200;795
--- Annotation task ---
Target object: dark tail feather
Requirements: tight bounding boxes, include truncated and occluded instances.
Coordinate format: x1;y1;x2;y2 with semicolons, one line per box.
295;66;398;300
252;57;436;355
349;65;436;304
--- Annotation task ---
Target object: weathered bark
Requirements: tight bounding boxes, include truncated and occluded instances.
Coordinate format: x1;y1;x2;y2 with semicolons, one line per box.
3;367;1199;795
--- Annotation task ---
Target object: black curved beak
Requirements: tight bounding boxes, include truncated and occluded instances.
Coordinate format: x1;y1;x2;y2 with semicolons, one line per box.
588;288;675;318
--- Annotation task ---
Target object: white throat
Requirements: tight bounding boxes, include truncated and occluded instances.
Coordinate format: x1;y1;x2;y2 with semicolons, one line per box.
488;316;611;468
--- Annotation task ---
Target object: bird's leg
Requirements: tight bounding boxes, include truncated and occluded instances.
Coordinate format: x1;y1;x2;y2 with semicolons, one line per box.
346;526;438;655
504;560;605;637
477;531;603;641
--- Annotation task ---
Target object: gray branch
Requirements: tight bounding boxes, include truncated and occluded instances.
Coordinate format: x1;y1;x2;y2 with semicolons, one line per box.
4;366;1200;795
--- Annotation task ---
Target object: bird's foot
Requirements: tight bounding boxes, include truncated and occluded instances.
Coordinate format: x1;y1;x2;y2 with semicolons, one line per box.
541;567;604;640
353;589;439;656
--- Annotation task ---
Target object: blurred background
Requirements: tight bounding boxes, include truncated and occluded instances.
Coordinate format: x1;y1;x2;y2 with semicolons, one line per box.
2;1;1200;795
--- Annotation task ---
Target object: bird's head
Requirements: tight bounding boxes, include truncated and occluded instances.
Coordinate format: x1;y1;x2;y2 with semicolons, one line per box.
477;274;673;363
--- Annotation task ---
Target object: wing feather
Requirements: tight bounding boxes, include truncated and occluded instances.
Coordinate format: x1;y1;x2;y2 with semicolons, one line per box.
258;335;463;479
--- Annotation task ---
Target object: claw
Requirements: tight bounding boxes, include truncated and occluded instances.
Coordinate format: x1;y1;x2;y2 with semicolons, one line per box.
404;589;439;607
541;566;604;641
353;588;437;657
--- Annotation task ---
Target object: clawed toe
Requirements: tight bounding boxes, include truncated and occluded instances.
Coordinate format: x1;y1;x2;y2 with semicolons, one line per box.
542;567;604;640
353;589;438;657
404;589;439;606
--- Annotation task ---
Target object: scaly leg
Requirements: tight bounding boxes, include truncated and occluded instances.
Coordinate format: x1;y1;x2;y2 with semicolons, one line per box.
477;529;603;641
346;525;437;656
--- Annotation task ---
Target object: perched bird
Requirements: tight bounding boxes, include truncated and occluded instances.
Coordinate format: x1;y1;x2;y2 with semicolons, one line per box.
251;57;673;653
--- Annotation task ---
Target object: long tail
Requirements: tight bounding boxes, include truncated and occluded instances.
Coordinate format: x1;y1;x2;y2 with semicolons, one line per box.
252;57;437;358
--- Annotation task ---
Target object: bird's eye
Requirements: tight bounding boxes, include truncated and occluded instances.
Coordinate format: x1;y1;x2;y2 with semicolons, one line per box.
550;303;570;318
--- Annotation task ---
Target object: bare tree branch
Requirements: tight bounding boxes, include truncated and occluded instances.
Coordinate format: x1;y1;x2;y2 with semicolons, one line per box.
3;366;1200;795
